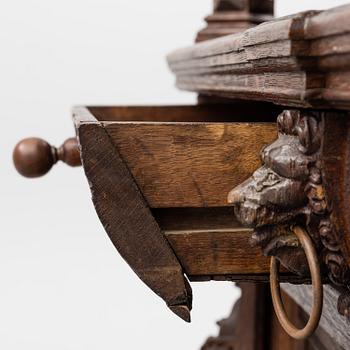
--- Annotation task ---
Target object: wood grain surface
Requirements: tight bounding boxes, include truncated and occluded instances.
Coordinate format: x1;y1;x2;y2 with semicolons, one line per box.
165;228;270;276
168;4;350;110
104;121;277;207
283;284;350;349
202;283;340;350
74;107;192;322
73;106;314;283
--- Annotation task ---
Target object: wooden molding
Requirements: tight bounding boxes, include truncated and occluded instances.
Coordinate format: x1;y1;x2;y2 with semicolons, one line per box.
168;4;350;110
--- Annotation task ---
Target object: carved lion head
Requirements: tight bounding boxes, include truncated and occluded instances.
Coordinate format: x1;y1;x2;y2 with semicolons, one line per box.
228;110;327;276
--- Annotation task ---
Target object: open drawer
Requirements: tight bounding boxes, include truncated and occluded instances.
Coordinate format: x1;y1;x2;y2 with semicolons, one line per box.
73;104;292;321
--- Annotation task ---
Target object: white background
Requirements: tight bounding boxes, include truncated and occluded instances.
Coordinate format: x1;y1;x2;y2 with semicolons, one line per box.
1;1;348;349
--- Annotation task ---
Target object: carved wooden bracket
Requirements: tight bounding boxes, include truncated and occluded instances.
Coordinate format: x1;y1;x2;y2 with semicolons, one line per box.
228;109;350;317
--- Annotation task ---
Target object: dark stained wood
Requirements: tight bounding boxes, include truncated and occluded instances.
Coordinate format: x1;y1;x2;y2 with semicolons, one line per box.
156;208;308;282
270;290;308;350
153;207;241;231
13;137;81;178
228;108;350;320
155;208;272;278
74;106;316;283
201;283;271;350
72;3;350;347
165;229;307;283
269;289;342;350
165;227;310;283
229;110;326;277
201;284;339;350
283;284;350;349
231;283;270;350
88;103;282;122
323;113;350;268
167;4;350;110
73;107;192;322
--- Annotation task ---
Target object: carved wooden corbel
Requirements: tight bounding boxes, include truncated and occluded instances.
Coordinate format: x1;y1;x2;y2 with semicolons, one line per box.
228;109;350;317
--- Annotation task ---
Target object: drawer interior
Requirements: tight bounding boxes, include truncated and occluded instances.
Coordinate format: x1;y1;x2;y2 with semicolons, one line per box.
87;103;281;123
78;104;279;209
74;104;281;279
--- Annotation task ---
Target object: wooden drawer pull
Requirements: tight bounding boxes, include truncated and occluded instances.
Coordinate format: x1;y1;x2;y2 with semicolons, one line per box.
270;226;323;339
13;137;81;178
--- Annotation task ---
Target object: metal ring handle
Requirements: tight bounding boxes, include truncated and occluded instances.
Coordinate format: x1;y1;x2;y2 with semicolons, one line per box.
270;226;323;340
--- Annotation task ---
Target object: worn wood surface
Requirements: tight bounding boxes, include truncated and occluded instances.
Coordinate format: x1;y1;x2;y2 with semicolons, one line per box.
228;108;350;317
155;207;308;282
168;4;350;110
270;289;342;350
156;207;302;281
73;107;192;322
323;114;350;269
156;207;271;277
104;121;277;207
202;283;342;350
74;106;319;283
88;103;281;122
270;290;307;350
165;228;309;283
87;105;278;208
283;284;350;349
153;207;241;231
228;110;326;277
201;283;271;350
165;228;307;283
166;228;269;276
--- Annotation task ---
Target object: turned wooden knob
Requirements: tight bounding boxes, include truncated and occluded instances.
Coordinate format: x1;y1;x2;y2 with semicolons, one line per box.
13;137;81;178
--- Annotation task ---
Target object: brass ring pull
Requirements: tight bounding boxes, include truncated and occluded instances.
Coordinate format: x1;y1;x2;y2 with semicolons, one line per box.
270;226;323;340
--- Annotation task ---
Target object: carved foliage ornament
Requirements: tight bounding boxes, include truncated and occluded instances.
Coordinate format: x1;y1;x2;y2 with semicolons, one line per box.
228;110;350;313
